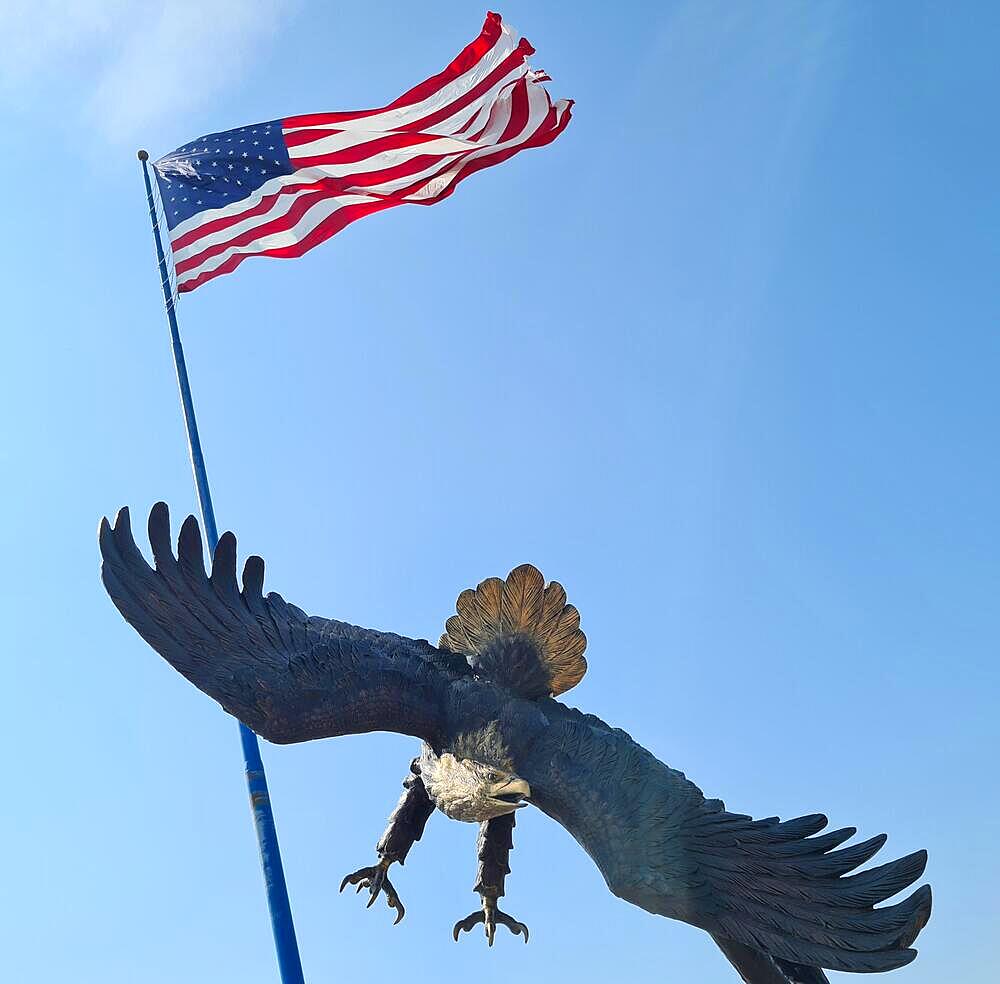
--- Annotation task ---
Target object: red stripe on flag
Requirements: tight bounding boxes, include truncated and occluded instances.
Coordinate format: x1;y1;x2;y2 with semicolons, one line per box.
282;127;342;150
312;152;463;198
289;129;448;169
396;40;534;133
498;79;530;144
174;184;349;276
387;99;573;204
171;176;345;254
178;197;399;292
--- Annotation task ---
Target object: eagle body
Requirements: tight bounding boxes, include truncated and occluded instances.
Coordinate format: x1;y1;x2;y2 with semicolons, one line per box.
425;680;702;912
99;503;931;983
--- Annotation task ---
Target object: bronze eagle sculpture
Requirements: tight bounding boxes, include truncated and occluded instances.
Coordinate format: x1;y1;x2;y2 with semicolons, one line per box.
99;503;931;983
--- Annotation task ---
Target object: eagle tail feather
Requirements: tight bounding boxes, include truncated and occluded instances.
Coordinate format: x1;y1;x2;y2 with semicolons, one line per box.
439;564;587;697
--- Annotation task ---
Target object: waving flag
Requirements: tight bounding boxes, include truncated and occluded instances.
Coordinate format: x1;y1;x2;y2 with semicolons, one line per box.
152;12;572;294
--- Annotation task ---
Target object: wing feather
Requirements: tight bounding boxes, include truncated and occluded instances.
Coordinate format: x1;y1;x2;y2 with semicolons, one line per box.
100;503;466;744
527;704;931;976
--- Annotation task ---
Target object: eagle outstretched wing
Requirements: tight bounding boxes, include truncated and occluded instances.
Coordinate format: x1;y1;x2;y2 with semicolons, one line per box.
669;805;930;975
99;503;468;744
530;703;931;978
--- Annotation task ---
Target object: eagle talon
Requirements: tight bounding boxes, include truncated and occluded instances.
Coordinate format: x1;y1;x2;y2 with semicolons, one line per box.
339;859;405;924
453;897;529;946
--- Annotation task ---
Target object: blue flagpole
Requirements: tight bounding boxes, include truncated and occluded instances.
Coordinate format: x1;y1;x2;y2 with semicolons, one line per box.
138;150;306;984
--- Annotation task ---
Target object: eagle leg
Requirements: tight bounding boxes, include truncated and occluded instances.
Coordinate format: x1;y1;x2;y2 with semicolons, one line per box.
339;759;434;925
452;813;529;946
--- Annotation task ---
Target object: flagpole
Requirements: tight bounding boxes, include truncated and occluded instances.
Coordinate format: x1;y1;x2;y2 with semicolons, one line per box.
138;150;306;984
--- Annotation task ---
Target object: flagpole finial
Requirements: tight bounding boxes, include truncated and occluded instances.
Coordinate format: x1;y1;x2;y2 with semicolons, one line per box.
137;149;149;161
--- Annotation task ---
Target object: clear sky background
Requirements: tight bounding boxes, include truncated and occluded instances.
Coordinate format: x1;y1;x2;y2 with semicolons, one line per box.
1;2;997;982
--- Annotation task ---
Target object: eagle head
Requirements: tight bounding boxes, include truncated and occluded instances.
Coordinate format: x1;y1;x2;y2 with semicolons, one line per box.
419;749;531;823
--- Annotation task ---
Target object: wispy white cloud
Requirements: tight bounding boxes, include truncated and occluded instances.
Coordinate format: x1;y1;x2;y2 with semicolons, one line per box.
0;0;293;144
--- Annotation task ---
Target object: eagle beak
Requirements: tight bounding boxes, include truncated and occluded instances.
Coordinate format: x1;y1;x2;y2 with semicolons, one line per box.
490;778;531;809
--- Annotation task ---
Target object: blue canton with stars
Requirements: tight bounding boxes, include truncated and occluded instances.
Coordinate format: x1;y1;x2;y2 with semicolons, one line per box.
153;120;294;231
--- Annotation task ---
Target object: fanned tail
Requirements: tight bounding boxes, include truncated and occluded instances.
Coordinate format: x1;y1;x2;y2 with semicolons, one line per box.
439;564;587;697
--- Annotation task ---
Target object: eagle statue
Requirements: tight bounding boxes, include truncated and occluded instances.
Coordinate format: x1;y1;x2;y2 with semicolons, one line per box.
99;503;931;983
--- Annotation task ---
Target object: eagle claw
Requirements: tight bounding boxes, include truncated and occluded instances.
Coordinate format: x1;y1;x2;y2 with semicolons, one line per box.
339;859;405;925
453;896;529;946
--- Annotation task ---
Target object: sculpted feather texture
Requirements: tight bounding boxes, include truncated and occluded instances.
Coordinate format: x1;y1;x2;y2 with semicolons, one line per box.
440;563;587;697
99;504;931;982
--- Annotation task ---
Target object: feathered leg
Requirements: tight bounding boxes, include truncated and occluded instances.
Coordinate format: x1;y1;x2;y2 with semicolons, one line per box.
453;812;529;945
339;758;434;924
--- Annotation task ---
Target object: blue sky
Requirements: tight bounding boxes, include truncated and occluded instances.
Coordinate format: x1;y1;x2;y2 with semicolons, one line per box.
2;2;997;981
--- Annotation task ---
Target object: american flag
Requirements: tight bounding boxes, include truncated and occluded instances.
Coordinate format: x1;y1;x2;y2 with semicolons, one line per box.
152;12;573;294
